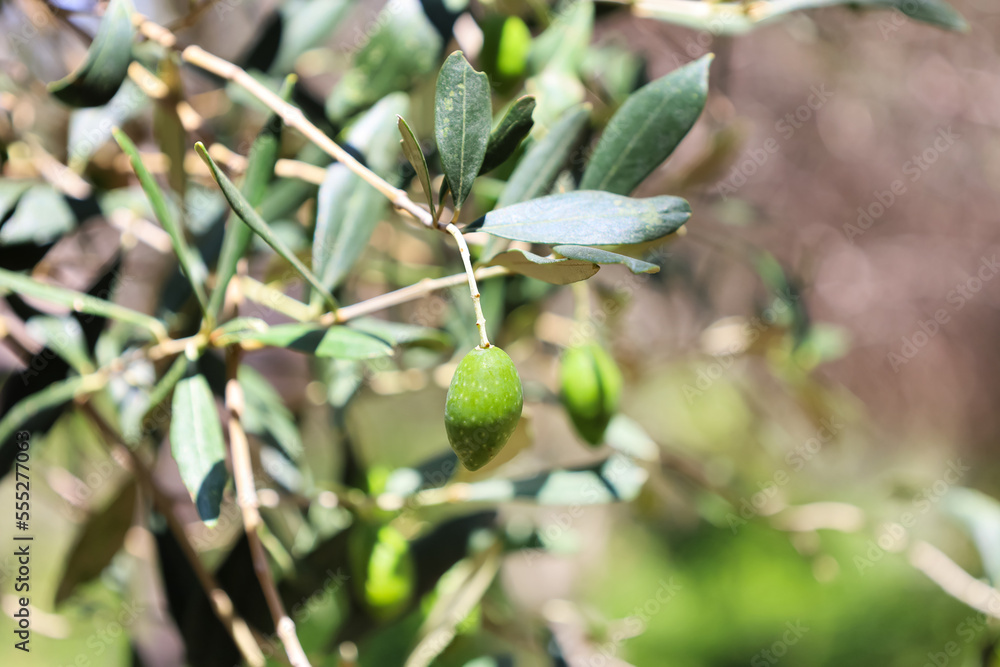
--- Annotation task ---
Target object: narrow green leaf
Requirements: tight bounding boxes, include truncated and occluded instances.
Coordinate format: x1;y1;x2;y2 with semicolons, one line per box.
238;365;303;462
497;104;590;207
435;51;492;210
0;268;167;340
170;374;228;523
347;318;452;350
48;0;135;107
232;323;394;360
580;55;712;195
474;191;691;245
113;128;209;314
209;76;295;318
153;55;188;198
313;95;407;294
485;248;599;285
25;316;95;374
552;245;660;274
398;115;435;219
325;0;441;122
194;142;337;310
480;96;536;174
527;0;594;74
56;482;136;603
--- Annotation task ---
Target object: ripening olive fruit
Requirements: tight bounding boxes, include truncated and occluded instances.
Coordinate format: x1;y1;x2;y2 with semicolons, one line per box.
559;343;623;445
445;345;523;471
348;522;414;621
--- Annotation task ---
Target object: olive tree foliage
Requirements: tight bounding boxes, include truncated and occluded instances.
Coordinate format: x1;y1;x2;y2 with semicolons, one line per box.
0;0;970;665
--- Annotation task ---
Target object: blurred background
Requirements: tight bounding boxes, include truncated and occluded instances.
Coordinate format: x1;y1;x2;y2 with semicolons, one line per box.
2;0;1000;665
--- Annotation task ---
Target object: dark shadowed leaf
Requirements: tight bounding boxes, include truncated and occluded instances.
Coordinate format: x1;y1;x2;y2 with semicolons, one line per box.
48;0;135;107
485;248;598;284
497;104;590;207
580;55;712;195
435;51;492;210
56;481;136;603
170;374;228;523
552;245;660;274
480;96;536;174
474;191;690;245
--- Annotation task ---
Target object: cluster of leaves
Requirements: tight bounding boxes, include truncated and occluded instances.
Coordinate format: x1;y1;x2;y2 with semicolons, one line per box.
0;0;978;665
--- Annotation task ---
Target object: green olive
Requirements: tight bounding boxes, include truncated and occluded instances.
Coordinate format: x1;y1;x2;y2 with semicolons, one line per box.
445;345;523;470
559;343;622;445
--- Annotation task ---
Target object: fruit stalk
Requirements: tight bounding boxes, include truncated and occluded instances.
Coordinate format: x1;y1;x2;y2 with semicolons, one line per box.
445;222;491;348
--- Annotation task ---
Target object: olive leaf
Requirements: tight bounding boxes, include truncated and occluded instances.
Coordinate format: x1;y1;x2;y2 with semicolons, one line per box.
497;104;590;208
223;322;394;360
209;76;294;319
325;0;440;122
398;115;435;219
314;94;407;294
485;248;599;285
480;95;536;174
472;190;690;245
48;0;135;107
552;245;660;274
170;374;228;523
435;51;492;211
580;54;712;195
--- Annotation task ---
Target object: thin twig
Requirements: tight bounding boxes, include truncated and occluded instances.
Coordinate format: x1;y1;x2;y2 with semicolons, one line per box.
80;403;266;667
909;540;1000;619
321;265;509;326
444;224;490;347
225;347;312;667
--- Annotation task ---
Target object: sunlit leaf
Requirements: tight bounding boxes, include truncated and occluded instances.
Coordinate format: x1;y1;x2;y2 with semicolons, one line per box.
0;185;75;246
235;323;394;360
473;191;690;245
435;51;492;211
170;373;228;523
580;55;712;195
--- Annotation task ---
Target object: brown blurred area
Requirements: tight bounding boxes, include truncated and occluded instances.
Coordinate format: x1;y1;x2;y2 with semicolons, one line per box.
591;1;1000;457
